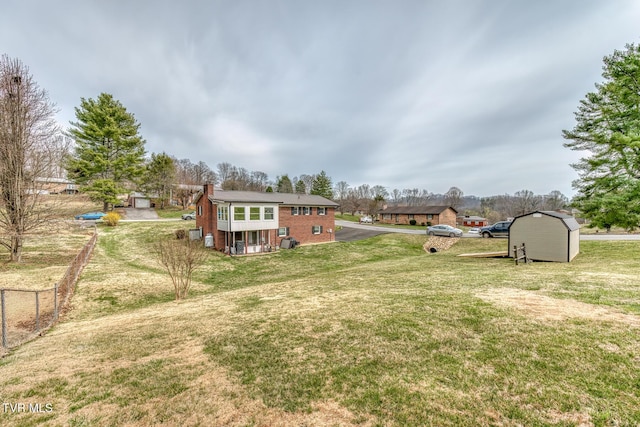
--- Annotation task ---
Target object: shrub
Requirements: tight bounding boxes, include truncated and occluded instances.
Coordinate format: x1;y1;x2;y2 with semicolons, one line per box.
102;212;121;226
409;219;417;226
426;221;432;226
175;229;187;240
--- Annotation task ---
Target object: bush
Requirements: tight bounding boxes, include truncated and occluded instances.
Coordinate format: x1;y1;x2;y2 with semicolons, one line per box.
102;212;121;226
409;219;417;226
175;229;187;240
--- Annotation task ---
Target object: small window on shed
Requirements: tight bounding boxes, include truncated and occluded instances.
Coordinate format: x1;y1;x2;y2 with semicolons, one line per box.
533;213;542;218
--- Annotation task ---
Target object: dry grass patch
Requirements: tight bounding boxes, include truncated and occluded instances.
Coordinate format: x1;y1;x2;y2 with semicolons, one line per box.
477;288;640;326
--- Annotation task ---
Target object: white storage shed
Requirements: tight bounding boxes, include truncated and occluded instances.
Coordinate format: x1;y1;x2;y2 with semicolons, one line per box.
508;211;580;263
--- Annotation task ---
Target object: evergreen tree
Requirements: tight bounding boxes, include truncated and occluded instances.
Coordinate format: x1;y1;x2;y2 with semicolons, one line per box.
66;93;146;211
142;152;176;209
276;175;293;193
295;179;306;194
563;43;640;230
310;170;333;199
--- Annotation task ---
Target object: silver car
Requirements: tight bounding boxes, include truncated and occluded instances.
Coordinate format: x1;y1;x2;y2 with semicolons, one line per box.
426;224;463;237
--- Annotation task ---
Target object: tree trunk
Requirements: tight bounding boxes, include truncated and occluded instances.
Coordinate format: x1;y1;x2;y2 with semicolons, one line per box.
10;235;22;263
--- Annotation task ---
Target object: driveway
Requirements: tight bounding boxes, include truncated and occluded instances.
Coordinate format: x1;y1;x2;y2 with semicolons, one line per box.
122;208;160;221
335;226;389;242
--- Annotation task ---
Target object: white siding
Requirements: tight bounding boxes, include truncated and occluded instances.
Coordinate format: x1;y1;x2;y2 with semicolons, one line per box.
216;203;279;232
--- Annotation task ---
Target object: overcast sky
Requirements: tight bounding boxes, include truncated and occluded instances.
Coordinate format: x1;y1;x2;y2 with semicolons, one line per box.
2;0;639;197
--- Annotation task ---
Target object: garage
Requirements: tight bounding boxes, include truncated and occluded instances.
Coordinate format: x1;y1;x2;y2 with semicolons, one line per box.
508;211;580;262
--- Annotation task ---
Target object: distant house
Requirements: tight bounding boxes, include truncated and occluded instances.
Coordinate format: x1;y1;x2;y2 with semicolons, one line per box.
508;211;580;262
458;215;488;227
34;177;78;195
128;192;154;208
378;206;458;227
195;184;338;254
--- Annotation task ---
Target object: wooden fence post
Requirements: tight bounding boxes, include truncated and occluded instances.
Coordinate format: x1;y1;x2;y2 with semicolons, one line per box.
54;283;58;320
35;290;40;332
1;289;6;349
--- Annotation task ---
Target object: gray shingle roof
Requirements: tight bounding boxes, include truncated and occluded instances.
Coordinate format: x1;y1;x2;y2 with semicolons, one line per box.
209;190;338;207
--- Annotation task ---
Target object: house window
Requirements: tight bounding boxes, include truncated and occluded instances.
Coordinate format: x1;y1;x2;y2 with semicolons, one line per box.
408;214;414;220
312;225;323;235
278;227;289;237
303;207;311;215
427;214;433;220
384;214;391;220
217;206;228;221
198;205;202;216
317;207;326;216
291;207;299;216
234;206;245;221
264;207;274;220
248;231;259;245
250;207;260;221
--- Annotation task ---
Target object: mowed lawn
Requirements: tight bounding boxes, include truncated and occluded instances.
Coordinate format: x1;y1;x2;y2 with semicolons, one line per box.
1;221;639;426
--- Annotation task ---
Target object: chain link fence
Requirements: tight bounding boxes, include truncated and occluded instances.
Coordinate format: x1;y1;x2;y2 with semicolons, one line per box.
1;230;97;353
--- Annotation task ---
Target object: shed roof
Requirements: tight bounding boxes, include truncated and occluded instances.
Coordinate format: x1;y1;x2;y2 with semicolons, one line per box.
513;210;580;231
208;190;338;207
379;205;457;215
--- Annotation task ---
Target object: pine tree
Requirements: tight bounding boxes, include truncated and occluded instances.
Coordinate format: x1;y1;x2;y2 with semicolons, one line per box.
563;43;640;230
142;152;176;209
66;93;146;211
310;170;333;199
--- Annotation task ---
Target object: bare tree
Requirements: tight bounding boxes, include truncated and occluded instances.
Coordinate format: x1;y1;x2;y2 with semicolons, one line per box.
444;186;464;211
0;55;60;262
155;237;208;300
334;181;349;213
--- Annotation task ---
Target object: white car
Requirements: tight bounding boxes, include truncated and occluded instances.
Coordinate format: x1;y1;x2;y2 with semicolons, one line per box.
468;227;480;234
359;216;373;224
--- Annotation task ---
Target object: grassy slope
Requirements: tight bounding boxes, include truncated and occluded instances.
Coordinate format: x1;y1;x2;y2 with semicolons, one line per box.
0;221;639;426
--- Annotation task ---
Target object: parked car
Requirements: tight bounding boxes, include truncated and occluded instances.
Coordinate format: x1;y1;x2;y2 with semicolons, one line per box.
74;212;106;221
359;216;373;224
426;224;463;237
479;221;511;238
468;227;480;234
181;211;196;220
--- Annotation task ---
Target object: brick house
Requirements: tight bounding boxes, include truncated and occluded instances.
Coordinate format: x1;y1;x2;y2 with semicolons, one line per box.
378;205;458;226
195;184;338;254
457;215;488;227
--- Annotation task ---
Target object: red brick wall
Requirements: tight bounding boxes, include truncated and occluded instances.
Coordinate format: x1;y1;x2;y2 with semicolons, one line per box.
195;184;216;246
278;206;336;246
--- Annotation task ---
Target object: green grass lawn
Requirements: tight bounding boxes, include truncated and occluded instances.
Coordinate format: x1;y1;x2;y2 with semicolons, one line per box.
1;221;639;426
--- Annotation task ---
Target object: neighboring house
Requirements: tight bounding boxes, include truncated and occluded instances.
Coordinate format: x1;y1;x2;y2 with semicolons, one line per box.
378;206;458;227
458;215;488;227
34;177;78;195
508;211;580;262
195;184;339;254
129;192;154;208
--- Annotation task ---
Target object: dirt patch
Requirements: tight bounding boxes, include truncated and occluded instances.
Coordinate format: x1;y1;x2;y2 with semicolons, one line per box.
424;236;460;253
477;288;640;326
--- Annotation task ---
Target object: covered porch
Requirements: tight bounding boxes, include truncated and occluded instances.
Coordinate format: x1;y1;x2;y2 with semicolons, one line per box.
224;229;277;255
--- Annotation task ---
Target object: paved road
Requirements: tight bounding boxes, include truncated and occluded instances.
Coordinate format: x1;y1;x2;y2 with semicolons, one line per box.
336;220;640;241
